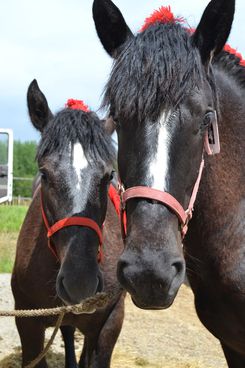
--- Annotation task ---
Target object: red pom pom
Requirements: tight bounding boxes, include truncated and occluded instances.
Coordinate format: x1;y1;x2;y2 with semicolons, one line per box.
140;6;245;67
224;44;245;67
140;6;184;32
65;99;90;112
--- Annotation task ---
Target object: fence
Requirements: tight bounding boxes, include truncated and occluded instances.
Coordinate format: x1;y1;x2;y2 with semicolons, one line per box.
1;177;34;206
13;176;34;202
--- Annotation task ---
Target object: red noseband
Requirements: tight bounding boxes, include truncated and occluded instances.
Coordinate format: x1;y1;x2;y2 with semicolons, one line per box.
119;157;204;240
119;119;220;240
41;191;103;262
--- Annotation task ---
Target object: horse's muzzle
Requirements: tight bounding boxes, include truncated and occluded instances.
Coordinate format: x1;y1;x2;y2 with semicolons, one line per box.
56;271;103;305
117;248;185;309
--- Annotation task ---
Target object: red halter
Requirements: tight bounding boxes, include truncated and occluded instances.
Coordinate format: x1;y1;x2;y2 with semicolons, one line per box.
119;121;220;240
41;184;123;262
41;99;119;262
41;192;105;263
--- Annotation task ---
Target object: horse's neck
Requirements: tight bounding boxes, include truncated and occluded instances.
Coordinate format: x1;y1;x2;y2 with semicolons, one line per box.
214;66;245;151
104;198;122;243
186;67;245;276
202;67;245;206
201;66;245;205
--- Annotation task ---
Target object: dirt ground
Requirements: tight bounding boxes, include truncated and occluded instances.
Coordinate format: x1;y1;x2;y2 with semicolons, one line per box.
0;273;226;368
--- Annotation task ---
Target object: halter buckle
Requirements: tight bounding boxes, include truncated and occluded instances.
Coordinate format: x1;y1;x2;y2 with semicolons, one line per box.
185;208;193;221
118;183;126;210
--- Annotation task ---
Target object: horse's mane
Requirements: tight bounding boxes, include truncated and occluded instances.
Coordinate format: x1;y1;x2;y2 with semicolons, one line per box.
37;109;115;164
104;23;204;123
103;7;245;121
213;50;245;90
140;6;245;90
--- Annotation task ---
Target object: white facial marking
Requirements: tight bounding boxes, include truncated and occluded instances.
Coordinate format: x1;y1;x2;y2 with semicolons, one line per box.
149;112;171;191
72;142;88;190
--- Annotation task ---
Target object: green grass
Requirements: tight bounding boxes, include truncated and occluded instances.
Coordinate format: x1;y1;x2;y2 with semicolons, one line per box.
0;205;28;232
0;232;18;273
0;256;13;273
0;205;28;272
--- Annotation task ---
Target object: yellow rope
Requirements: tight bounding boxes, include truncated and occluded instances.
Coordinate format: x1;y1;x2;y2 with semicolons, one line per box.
0;286;123;368
25;312;65;368
0;287;122;317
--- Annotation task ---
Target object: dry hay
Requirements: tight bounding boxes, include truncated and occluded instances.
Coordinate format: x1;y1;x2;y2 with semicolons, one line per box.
111;351;203;368
0;274;226;368
0;350;219;368
0;347;64;368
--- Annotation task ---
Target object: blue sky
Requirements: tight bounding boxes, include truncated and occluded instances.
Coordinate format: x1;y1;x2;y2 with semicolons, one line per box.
1;0;245;142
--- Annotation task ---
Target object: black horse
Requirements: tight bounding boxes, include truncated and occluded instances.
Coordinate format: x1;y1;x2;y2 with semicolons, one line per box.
12;80;125;367
93;0;245;366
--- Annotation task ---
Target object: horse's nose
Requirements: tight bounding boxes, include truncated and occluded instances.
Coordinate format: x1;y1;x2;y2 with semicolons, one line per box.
56;272;103;305
117;251;185;309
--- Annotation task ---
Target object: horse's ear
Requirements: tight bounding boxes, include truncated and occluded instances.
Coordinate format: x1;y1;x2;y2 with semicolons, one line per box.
192;0;235;65
27;79;53;132
92;0;133;58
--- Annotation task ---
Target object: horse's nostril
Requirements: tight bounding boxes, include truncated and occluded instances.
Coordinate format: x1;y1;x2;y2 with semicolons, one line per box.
97;275;103;293
117;259;133;285
59;276;65;289
57;276;72;303
118;259;128;272
117;258;137;294
172;260;184;277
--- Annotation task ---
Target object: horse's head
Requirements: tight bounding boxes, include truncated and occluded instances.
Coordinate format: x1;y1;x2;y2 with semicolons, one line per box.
93;0;235;309
27;80;115;305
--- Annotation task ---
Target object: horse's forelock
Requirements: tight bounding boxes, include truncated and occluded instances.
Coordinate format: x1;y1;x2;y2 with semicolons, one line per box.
36;109;115;166
103;22;205;124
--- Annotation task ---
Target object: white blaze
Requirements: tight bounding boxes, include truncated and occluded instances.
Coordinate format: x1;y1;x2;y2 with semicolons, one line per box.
149;112;171;191
72;142;88;190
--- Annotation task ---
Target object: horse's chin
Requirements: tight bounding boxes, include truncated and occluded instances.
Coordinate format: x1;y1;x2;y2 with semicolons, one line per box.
131;296;174;310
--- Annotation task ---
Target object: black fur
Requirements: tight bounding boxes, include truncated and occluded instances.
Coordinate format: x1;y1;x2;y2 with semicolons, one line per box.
93;0;133;57
37;109;115;166
192;0;235;63
27;79;53;132
93;1;245;365
103;23;205;123
214;51;245;89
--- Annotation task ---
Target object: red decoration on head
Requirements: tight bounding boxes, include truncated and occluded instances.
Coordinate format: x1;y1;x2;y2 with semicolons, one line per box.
140;6;184;32
140;5;245;67
223;44;245;67
66;99;90;112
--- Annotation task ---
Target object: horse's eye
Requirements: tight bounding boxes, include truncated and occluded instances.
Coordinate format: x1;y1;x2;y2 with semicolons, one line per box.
40;170;48;182
110;170;115;181
203;111;215;128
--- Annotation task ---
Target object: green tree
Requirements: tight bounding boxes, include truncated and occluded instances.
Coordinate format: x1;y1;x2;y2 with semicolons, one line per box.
13;141;38;197
0;137;8;164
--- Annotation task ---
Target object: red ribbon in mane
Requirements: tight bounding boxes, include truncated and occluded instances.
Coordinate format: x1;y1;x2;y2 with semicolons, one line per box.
140;5;245;67
66;99;90;112
140;6;184;32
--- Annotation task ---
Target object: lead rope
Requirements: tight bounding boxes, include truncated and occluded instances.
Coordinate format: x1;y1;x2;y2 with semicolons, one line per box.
0;286;122;367
0;184;122;367
25;312;65;368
